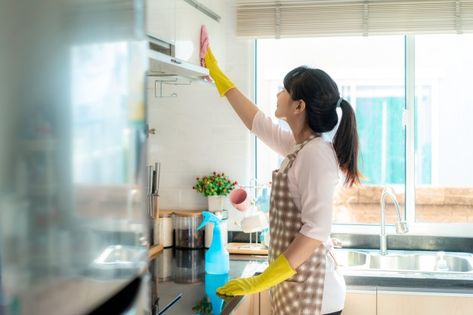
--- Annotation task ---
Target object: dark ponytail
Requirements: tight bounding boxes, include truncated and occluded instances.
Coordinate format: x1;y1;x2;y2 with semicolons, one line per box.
283;66;360;186
333;99;360;186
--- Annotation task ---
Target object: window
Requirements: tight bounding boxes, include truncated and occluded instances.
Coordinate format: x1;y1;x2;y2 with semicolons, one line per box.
414;34;473;224
255;35;473;236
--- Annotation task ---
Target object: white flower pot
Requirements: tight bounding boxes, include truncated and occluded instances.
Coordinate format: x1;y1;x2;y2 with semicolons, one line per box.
207;195;224;211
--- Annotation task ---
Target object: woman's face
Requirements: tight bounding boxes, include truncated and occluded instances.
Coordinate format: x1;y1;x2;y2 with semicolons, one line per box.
275;88;298;120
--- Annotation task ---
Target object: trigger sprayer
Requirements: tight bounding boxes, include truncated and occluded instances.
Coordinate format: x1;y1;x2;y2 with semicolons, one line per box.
197;211;229;274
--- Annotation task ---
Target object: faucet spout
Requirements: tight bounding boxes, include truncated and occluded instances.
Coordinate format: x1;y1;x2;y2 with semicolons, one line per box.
380;186;408;255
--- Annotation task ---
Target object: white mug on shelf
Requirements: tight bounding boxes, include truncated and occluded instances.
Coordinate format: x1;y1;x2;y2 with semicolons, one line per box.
240;212;268;233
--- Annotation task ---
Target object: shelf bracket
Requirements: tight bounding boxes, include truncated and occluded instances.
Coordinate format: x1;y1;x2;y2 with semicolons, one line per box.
151;76;192;98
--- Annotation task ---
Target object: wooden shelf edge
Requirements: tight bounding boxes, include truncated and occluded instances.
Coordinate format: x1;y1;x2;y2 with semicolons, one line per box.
226;242;268;255
149;244;164;259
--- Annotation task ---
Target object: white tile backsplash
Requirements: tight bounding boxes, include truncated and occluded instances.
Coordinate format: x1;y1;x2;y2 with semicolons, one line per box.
147;76;253;217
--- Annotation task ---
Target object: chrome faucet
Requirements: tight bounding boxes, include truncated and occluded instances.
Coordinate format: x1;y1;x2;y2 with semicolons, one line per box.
380;186;408;255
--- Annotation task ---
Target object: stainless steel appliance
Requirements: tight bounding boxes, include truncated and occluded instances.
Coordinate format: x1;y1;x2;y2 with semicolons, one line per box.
0;1;149;314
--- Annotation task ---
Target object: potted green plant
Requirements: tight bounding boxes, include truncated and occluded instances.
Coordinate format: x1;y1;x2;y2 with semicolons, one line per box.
192;297;212;315
193;172;237;211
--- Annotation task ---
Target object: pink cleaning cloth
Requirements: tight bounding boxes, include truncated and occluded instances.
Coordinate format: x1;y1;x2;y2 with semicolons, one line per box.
200;25;212;81
200;25;209;66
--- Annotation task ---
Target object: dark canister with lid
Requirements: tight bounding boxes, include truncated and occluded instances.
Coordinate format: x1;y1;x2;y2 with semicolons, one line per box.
173;210;204;249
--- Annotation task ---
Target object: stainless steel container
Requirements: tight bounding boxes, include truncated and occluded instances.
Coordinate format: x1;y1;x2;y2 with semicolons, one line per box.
173;211;204;249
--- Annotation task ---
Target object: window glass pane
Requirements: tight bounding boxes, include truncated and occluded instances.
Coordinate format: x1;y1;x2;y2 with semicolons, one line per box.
415;34;473;223
256;36;405;225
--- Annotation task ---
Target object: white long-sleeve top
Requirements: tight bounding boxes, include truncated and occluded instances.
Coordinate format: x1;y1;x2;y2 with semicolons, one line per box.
251;111;346;314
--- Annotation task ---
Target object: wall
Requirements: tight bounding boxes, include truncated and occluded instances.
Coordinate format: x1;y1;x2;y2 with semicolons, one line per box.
147;0;255;230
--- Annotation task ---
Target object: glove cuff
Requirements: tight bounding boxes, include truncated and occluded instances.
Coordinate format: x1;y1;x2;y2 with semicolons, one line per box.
204;48;235;96
259;254;296;286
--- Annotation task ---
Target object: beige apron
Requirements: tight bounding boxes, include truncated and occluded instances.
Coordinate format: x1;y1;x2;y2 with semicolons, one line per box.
269;135;327;315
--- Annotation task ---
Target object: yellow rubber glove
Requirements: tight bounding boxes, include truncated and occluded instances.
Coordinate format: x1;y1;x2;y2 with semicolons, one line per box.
203;47;235;96
216;254;296;296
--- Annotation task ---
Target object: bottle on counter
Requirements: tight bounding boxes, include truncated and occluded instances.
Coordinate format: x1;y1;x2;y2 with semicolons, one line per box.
197;211;229;275
204;210;228;248
205;273;228;314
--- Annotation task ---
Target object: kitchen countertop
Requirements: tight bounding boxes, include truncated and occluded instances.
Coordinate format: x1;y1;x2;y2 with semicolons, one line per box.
150;248;473;315
150;248;268;315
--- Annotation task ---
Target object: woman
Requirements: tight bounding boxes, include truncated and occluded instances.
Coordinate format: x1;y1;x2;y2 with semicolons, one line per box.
203;47;360;315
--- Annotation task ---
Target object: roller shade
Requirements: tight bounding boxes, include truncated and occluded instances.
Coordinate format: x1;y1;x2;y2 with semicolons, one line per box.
237;0;473;38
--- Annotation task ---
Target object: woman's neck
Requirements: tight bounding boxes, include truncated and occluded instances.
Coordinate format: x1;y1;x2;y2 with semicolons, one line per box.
289;120;315;144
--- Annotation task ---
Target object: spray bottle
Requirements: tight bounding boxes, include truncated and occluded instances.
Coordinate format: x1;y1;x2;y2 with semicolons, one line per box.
197;211;229;274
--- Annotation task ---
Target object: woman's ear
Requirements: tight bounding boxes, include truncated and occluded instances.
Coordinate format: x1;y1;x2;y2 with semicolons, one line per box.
294;99;306;114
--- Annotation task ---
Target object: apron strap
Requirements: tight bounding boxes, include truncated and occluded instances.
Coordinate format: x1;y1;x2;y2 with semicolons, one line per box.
283;134;318;172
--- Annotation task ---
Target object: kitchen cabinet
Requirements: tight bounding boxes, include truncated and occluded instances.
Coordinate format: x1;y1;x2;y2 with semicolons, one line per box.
229;290;269;315
377;290;473;315
343;288;473;315
343;289;377;315
174;0;223;66
232;286;473;315
259;289;271;315
146;0;176;45
146;0;224;69
259;288;377;315
231;293;259;315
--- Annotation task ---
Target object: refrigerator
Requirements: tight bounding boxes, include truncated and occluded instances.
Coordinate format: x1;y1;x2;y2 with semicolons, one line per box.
0;0;150;314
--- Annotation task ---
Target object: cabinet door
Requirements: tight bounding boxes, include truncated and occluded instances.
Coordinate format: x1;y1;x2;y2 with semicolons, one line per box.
343;289;377;315
259;289;271;315
377;290;473;315
231;294;259;315
260;288;376;315
174;0;223;66
146;0;176;44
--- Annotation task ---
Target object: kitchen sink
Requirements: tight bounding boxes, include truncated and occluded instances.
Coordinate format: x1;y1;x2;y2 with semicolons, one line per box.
412;253;473;272
333;250;368;268
368;254;415;271
333;249;473;274
368;252;473;273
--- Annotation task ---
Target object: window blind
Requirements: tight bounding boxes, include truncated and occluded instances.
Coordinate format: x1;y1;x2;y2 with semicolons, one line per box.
237;0;473;38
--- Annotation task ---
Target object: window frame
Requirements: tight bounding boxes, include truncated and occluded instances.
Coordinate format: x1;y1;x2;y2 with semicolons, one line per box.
254;35;473;238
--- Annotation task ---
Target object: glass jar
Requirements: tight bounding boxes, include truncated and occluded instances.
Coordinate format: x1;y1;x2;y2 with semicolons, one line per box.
173;210;204;249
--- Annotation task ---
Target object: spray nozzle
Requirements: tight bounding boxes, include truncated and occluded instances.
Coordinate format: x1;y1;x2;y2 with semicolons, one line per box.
197;211;221;230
